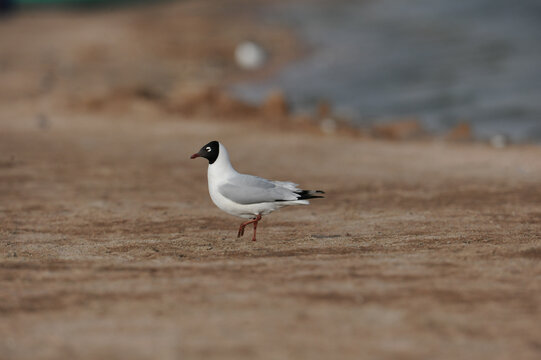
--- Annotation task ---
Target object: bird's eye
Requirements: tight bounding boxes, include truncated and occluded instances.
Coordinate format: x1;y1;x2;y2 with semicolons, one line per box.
206;147;211;152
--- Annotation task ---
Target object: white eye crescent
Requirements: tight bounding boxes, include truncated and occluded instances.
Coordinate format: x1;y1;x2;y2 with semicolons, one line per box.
206;147;211;152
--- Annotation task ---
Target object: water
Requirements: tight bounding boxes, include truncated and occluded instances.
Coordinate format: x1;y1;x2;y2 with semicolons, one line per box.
231;0;541;142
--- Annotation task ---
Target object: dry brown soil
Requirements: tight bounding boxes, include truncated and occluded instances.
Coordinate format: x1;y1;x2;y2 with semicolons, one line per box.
2;110;541;360
1;2;541;360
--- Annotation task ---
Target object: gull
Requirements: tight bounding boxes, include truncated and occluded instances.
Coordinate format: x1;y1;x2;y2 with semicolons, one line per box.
190;141;324;241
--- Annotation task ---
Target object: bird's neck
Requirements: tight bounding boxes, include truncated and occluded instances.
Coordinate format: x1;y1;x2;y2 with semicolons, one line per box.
208;144;236;178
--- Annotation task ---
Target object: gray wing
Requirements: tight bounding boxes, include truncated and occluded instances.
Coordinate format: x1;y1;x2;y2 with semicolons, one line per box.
218;174;299;204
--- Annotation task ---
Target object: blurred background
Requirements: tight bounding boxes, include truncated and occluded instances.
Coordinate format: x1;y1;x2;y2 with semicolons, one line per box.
1;0;541;142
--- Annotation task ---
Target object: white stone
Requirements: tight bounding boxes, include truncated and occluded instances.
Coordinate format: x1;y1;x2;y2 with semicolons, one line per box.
235;41;266;70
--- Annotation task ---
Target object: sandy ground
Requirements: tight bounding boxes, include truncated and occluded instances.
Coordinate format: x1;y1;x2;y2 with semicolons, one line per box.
1;2;541;360
2;109;541;360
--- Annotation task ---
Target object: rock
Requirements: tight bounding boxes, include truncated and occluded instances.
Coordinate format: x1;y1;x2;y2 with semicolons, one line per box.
320;118;337;134
316;100;332;119
289;114;318;132
170;85;219;115
336;122;365;138
78;87;164;115
262;90;289;120
490;134;508;149
215;92;257;117
290;114;314;125
235;41;266;70
170;85;263;118
372;119;424;140
446;122;472;141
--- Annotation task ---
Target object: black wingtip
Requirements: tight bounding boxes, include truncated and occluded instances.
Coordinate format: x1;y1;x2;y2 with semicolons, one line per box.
295;190;325;200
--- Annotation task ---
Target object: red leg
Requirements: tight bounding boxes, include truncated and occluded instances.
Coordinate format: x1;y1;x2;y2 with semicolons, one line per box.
237;219;253;238
237;223;245;237
237;214;262;240
251;214;262;241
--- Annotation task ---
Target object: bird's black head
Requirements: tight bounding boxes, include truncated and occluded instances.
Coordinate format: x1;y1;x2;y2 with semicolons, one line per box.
190;140;220;164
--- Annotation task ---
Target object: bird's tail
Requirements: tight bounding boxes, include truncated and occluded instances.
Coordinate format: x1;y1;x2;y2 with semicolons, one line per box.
295;190;325;200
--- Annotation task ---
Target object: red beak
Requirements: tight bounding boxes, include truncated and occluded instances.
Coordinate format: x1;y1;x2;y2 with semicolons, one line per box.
190;153;200;159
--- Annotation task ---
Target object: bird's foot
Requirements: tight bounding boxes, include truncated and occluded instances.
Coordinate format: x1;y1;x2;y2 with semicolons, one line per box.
237;225;246;238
